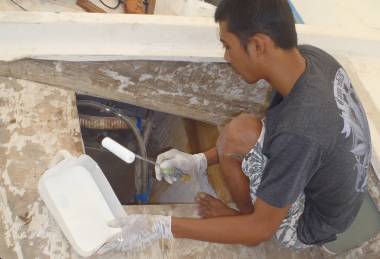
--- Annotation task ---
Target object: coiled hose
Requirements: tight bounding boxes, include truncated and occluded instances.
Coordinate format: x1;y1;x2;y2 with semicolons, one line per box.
76;100;148;203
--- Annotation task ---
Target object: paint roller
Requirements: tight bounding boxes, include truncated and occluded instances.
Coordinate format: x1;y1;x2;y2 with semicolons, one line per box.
99;136;189;179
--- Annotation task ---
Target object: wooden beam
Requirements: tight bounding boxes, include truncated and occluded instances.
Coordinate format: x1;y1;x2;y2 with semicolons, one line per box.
0;59;269;125
76;0;106;13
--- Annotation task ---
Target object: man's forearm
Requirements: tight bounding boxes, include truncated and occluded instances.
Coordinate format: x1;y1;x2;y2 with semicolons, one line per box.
204;147;219;166
171;214;270;246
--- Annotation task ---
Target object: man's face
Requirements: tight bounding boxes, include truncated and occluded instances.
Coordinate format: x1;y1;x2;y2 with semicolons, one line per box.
219;21;261;84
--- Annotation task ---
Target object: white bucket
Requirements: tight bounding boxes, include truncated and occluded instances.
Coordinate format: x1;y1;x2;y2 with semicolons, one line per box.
38;150;126;257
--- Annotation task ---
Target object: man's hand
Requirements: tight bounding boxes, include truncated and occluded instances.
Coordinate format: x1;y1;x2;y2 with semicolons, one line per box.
97;214;173;254
155;149;207;184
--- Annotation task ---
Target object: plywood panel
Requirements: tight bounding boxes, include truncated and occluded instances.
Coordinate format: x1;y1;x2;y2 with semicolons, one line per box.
185;120;232;203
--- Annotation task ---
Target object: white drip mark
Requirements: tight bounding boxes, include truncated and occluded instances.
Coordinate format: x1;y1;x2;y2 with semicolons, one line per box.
189;97;200;105
139;74;153;82
54;62;63;73
100;68;135;91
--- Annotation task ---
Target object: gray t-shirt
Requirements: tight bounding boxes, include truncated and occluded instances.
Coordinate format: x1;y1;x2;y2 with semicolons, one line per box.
257;45;372;245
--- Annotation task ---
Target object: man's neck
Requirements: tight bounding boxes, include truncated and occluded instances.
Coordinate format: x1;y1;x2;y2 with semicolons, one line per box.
265;48;306;97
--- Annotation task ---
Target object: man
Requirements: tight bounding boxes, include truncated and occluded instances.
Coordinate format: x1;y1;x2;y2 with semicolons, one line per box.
99;0;372;253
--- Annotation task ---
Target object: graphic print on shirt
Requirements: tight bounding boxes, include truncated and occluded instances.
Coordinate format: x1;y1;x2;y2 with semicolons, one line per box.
333;68;371;192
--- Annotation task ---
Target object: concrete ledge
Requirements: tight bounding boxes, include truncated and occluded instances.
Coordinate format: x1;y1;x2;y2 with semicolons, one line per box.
0;12;379;62
0;12;223;62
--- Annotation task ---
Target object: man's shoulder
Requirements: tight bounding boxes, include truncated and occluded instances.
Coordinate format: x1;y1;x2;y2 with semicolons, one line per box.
298;44;331;58
299;45;340;73
266;46;347;146
266;92;339;148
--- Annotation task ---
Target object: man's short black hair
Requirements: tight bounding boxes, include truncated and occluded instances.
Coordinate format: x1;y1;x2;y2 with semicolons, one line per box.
215;0;297;49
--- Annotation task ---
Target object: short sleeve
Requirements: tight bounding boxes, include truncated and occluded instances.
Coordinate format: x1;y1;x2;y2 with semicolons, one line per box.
257;133;324;208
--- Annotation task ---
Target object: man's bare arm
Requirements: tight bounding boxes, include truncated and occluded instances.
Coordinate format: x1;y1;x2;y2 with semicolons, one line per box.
204;147;219;166
172;198;290;245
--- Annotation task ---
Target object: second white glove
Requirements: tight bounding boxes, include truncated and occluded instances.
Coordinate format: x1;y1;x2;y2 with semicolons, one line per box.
97;214;172;254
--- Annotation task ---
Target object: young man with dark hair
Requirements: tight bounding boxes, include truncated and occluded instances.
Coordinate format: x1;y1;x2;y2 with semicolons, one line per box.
99;0;372;253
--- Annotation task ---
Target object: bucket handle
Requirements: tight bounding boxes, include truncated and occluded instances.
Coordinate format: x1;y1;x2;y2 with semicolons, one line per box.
49;149;73;168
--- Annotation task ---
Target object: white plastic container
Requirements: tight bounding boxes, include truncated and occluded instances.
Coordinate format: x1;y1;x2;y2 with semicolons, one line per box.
38;150;126;257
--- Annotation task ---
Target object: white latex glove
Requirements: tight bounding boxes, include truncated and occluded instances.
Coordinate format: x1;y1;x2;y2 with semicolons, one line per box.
155;149;207;184
97;214;173;254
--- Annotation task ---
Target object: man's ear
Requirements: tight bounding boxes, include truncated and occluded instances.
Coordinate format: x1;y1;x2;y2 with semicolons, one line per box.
246;34;268;58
